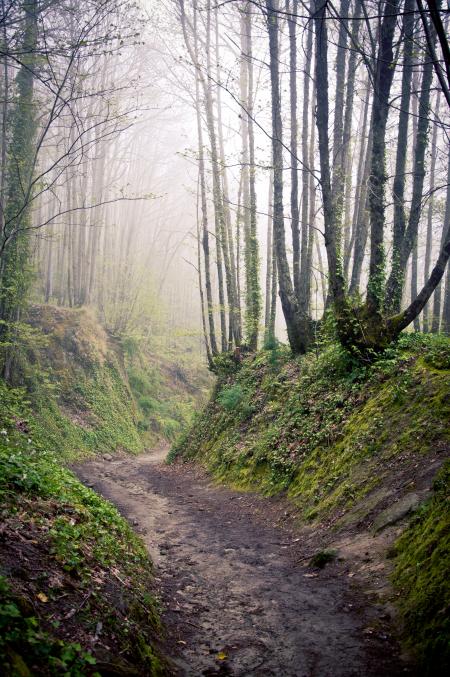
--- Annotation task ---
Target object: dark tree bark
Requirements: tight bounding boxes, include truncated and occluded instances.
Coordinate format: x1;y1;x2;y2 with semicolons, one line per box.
264;172;274;332
423;91;439;332
385;14;437;314
366;0;399;316
299;0;314;312
382;0;415;313
287;0;300;299
313;0;346;309
431;152;450;333
244;6;261;350
266;0;310;354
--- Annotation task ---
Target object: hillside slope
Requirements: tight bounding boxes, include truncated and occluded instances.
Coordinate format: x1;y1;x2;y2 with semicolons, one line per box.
0;380;167;675
7;305;210;462
170;334;450;673
0;305;209;675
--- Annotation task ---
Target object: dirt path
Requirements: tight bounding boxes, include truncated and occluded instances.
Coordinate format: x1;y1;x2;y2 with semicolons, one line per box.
75;449;409;677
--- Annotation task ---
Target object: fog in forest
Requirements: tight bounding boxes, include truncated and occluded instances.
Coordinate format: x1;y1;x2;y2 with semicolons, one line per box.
1;0;449;364
1;2;450;674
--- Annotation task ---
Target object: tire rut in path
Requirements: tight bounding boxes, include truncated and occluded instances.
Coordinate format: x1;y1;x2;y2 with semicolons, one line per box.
75;448;407;677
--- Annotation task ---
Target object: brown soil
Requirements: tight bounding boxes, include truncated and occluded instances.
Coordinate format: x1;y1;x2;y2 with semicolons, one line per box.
75;448;416;677
0;494;163;675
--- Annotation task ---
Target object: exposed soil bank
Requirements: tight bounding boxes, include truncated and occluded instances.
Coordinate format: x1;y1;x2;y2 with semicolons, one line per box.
75;449;412;676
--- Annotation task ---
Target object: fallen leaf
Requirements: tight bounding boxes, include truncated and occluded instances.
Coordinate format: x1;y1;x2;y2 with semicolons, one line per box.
37;592;48;603
216;651;228;661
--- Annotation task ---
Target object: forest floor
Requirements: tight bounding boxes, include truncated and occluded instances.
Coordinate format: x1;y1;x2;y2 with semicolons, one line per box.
75;448;415;677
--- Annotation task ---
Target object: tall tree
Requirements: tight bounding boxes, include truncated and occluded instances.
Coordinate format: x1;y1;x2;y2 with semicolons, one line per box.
266;0;310;353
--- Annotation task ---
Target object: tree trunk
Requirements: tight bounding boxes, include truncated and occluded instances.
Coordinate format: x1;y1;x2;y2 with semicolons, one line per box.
423;91;439;332
264;172;274;332
244;5;261;350
342;0;361;275
366;0;399;315
347;78;371;290
287;0;300;298
194;4;217;355
0;0;38;349
313;0;346;310
431;152;450;333
299;0;314;311
266;0;310;354
331;0;350;244
385;14;437;313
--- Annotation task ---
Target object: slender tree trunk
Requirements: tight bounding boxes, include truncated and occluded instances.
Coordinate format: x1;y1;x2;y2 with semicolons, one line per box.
0;0;38;350
287;0;300;298
313;0;346;309
380;0;415;312
235;173;243;336
266;0;309;353
331;0;350;239
204;1;228;350
431;152;450;332
44;225;53;303
305;84;316;311
244;5;260;349
423;91;439;332
0;1;9;243
411;238;420;330
299;0;314;311
342;0;361;276
196;173;212;365
385;12;438;313
366;0;399;315
269;227;277;340
264;172;273;332
193;3;217;354
347;78;371;288
315;230;327;309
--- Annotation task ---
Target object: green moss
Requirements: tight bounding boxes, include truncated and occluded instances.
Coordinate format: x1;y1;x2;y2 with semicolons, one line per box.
173;337;449;519
123;334;211;446
172;333;450;669
12;305;143;461
0;379;166;675
392;462;450;675
309;549;337;569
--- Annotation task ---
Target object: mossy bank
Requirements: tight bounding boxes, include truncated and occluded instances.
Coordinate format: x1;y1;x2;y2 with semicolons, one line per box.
171;333;450;673
16;305;143;461
0;304;209;675
7;304;210;462
0;380;167;675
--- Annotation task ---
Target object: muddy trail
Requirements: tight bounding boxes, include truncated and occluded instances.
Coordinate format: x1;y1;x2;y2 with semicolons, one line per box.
75;449;409;677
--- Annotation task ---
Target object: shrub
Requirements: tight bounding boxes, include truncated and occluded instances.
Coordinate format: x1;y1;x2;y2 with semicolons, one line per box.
217;383;246;411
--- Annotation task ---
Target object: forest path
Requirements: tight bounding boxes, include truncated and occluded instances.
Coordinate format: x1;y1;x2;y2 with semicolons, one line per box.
75;449;407;677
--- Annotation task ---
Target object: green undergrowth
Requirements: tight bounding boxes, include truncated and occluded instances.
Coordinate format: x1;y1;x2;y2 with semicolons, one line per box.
171;332;450;670
3;305;211;462
171;333;449;520
0;380;166;676
122;333;212;446
391;461;450;676
16;305;143;462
